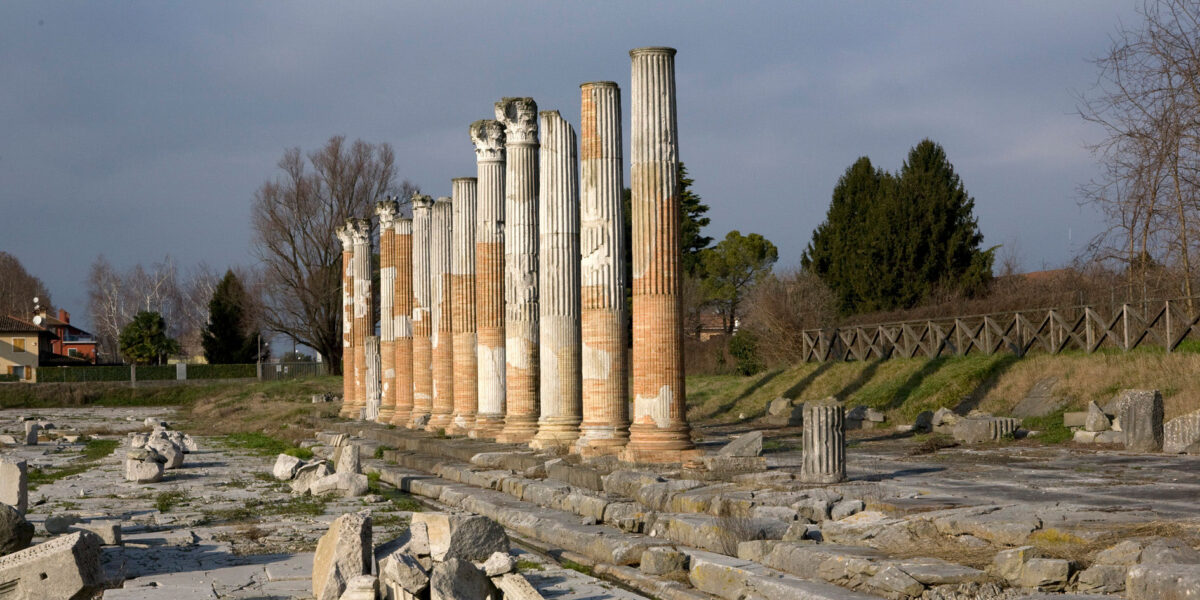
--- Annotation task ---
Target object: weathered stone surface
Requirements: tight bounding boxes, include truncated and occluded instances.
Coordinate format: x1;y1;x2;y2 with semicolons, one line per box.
1084;401;1111;432
310;472;369;498
73;520;120;546
640;546;689;575
0;531;102;598
1139;537;1200;565
1164;408;1200;454
1118;389;1164;452
0;459;27;514
719;431;763;457
1018;558;1070;591
1063;412;1087;428
892;559;988;585
1127;563;1200;600
866;564;924;597
702;456;767;473
602;470;664;498
339;574;377;600
312;512;371;600
635;480;705;511
1095;539;1142;565
411;512;509;562
480;551;515;576
146;435;184;469
292;461;332;495
492;572;544;600
1095;430;1124;444
378;551;428;597
273;454;305;481
831;499;865;521
430;557;493;600
45;514;80;534
1076;564;1126;593
952;416;1019;443
933;407;959;428
765;399;803;426
992;545;1039;582
0;503;32;556
123;458;164;484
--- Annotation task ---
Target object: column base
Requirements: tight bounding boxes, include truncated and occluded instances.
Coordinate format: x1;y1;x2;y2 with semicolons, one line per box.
572;425;631;457
376;408;396;424
390;408;413;428
446;414;476;436
469;414;504;440
619;422;697;464
530;419;582;449
496;417;538;444
407;411;431;430
425;413;453;432
800;472;846;484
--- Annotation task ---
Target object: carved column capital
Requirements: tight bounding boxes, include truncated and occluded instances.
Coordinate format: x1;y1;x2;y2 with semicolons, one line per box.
376;199;399;231
336;224;354;251
411;193;434;212
495;97;539;145
470;120;507;162
349;218;371;246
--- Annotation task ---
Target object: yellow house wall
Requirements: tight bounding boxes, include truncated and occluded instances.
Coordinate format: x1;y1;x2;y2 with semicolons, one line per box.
0;335;39;381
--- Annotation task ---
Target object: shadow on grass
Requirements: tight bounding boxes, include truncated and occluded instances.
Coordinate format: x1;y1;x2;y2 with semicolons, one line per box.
702;368;787;421
953;354;1022;414
883;357;950;411
836;359;881;402
779;361;834;401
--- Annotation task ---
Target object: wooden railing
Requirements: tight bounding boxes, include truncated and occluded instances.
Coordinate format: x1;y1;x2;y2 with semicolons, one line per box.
800;297;1200;362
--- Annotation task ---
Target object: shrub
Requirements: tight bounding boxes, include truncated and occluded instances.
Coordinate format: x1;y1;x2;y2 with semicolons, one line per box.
729;330;764;376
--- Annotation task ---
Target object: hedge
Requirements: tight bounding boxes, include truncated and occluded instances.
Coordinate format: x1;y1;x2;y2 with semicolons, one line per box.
186;364;256;379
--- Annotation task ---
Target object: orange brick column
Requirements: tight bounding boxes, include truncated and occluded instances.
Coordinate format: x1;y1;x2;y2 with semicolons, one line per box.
496;97;540;444
350;217;373;420
336;224;356;418
391;217;415;426
427;196;455;432
621;47;697;463
470;120;507;439
531;110;582;449
575;81;630;456
375;199;399;423
449;177;478;436
409;194;435;428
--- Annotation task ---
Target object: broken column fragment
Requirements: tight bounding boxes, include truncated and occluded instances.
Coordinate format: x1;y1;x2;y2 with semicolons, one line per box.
450;177;479;436
470;120;507;440
1121;389;1164;452
428;196;455;432
391;217;416;427
532;110;582;449
575;81;630;456
337;224;356;417
0;459;27;514
376;200;399;423
801;397;846;484
410;195;435;429
496;97;540;444
622;47;696;463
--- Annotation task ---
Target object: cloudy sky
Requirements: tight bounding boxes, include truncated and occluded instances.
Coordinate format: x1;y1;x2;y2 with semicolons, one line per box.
2;2;1138;330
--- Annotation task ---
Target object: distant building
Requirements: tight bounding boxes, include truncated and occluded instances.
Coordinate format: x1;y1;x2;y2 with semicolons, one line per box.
0;315;56;381
34;309;98;363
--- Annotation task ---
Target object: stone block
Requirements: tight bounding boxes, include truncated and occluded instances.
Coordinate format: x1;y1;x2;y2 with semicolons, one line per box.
73;521;120;546
932;407;959;427
546;461;605;491
1095;431;1124;444
1127;563;1200;600
430;558;493;600
718;431;763;457
311;472;369;497
0;459;27;514
1076;564;1126;593
1018;558;1070;591
1095;539;1143;565
992;545;1039;582
339;574;377;600
1119;389;1163;452
480;551;515;576
701;456;767;473
765;400;803;427
1164;408;1200;453
767;397;791;416
312;512;371;600
1073;430;1098;444
292;462;332;495
273;454;305;481
335;444;361;475
640;547;689;575
831;499;865;520
0;503;32;556
0;531;103;599
952;416;1019;444
411;512;509;562
1084;401;1110;432
45;514;80;534
378;551;428;598
124;458;164;484
1139;537;1200;565
491;572;542;600
866;565;924;598
601;470;664;497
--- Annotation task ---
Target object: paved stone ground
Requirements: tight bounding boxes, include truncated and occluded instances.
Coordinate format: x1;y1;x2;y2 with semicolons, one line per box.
0;407;649;599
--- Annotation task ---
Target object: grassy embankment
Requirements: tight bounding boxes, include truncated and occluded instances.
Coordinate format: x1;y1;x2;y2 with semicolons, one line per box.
689;344;1200;436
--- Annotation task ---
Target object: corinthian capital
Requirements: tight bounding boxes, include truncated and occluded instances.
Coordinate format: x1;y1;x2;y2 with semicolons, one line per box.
470;119;506;162
349;218;371;246
336;223;354;251
411;194;434;212
495;97;538;145
376;199;399;231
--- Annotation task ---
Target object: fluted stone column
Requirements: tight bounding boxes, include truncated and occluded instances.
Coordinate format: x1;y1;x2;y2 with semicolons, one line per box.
496;97;540;444
622;47;696;462
801;397;846;484
364;335;381;421
391;217;415;426
532;110;582;449
336;224;356;418
428;196;455;431
575;81;630;456
410;195;434;428
376;200;399;423
470;120;507;439
450;178;479;435
350;218;374;420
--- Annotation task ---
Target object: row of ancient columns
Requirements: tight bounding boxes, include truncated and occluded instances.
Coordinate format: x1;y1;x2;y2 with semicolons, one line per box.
337;47;697;463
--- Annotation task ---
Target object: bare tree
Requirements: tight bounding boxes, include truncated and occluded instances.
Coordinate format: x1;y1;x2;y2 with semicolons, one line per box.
1080;0;1200;309
0;252;52;320
251;136;414;370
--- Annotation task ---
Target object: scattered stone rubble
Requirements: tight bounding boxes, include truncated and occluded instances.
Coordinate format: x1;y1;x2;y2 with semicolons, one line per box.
123;422;196;483
272;438;369;499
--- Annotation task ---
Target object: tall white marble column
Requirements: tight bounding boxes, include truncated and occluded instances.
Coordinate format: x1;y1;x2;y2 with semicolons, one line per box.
428;196;455;431
450;177;478;435
470;120;507;439
376;200;399;423
409;195;435;428
391;217;415;426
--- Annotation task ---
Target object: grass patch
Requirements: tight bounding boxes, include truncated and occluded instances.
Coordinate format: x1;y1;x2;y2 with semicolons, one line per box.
374;445;394;459
516;559;543;571
908;433;959;455
206;495;330;524
560;559;593;576
27;438;123;490
155;491;190;512
365;472;424;512
1022;409;1073;444
220;432;312;459
82;439;120;460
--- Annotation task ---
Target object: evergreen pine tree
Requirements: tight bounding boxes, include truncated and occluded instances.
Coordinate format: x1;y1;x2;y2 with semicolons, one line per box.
201;270;258;364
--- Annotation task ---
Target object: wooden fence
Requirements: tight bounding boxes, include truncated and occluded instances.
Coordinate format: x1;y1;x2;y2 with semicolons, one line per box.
800;298;1200;363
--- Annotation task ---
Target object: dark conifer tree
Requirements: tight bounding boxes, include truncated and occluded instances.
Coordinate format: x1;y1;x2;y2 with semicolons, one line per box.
201;270;258;364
